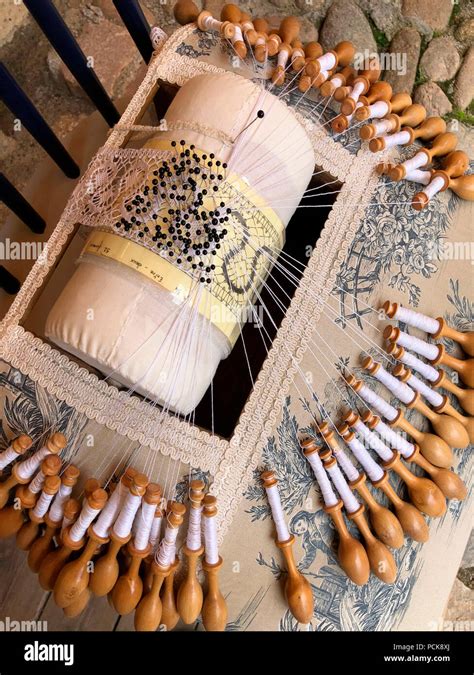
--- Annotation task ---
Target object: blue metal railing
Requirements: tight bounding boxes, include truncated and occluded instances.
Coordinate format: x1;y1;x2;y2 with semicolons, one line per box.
0;0;156;295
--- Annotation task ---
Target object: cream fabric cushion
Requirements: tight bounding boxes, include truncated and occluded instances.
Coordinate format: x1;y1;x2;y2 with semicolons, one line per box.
45;73;315;414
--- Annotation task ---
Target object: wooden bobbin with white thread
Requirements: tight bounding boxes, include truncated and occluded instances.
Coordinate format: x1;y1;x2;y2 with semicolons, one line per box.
17;470;61;553
337;424;404;549
27;465;80;574
291;39;305;71
368;104;426;152
342;410;428;543
320;450;397;584
0;432;66;510
389;132;458;181
143;502;164;595
358;91;412;135
89;467;137;597
221;4;247;59
240;12;257;46
253;18;270;61
384;324;474;390
371;116;446;154
301;439;370;585
134;501;186;632
297;41;323;91
173;0;200;25
177;479;206;624
111;473;150;615
271;16;300;85
363;411;467;502
433;369;474;417
413;150;471;209
0;434;32;477
53;488;108;608
261;471;314;622
201;495;229;631
354;81;393;121
349;405;447;519
361;355;454;468
15;454;62;550
320;65;355;97
197;10;235;39
383;299;474;358
306;40;354;80
37;497;80;591
340;58;381;116
393;364;471;447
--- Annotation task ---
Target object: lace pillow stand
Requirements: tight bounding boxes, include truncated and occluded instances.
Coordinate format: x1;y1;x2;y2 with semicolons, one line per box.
0;24;383;541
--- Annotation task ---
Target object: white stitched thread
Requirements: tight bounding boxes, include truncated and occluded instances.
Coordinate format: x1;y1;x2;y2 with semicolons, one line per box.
358;383;398;421
0;446;18;471
318;51;337;71
92;486;123;539
32;490;55;519
367;100;389;119
149;513;163;550
186;505;203;551
345;435;384;482
28;469;47;495
264;483;290;542
325;462;359;513
373;364;415;405
401;151;429;174
379;129;411;149
395;330;439;360
405;371;444;407
305;451;338;507
372;418;415;459
203;515;219;565
391;305;440;334
16;446;50;481
112;492;142;538
423;175;446;200
332;446;359;482
70;502;102;543
397;349;439;382
48;483;73;524
134;500;156;551
156;522;179;568
353;419;394;462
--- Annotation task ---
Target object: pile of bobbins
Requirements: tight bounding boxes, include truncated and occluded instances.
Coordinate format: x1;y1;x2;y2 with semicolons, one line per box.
173;1;473;212
261;300;470;590
0;441;228;631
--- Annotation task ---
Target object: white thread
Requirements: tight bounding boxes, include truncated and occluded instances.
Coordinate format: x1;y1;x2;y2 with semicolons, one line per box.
325;462;359;513
394;330;439;360
134;500;156;551
345;435;384;482
318;51;337;71
15;446;50;481
367;100;389;119
92;486;122;539
203;16;224;32
291;47;304;66
264;483;290;542
405;169;432;186
329;74;345;89
392;305;440;334
348;80;365;104
232;25;244;44
372;418;415;459
305;451;338;507
358;383;398;421
373;364;415;405
28;469;47;495
401;151;428;174
186;505;203;551
32;490;55;519
332;446;359;482
380;129;411;149
397;349;439;382
149;512;162;550
112;491;142;539
255;34;265;48
405;371;444;407
353;419;394;462
203;515;219;565
61;513;74;536
0;446;18;471
48;483;73;524
70;501;102;543
156;522;179;568
277;48;289;69
423;175;446;200
371;118;394;138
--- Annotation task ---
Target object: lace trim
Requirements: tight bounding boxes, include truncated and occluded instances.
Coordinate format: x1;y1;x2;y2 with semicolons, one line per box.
0;22;386;542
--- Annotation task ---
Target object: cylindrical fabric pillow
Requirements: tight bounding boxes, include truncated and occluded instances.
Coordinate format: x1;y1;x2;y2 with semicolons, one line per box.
45;72;315;414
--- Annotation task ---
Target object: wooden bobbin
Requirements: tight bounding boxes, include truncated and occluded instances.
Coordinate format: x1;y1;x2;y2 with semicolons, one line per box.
371;471;429;543
221;4;246;59
390;131;458;181
201;495;230;630
297;41;323;91
358;92;413;139
63;588;91;619
301;438;370;585
37;498;81;590
413;150;472;209
197;10;235;39
17;473;61;552
291;39;305;71
433;369;474;416
111;473;150;615
173;0;200;25
320;65;355;97
371;117;445;154
322;453;397;584
393;364;470;449
253;18;270;61
89;467;137;597
53;488;108;608
27;465;80;573
362;354;454;468
337;425;404;549
306;40;354;79
369;104;427;152
340;58;381;116
433;397;474;444
240;12;258;46
354;81;393;120
161;557;180;631
177;479;206;624
0;434;32;477
134;501;186;632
